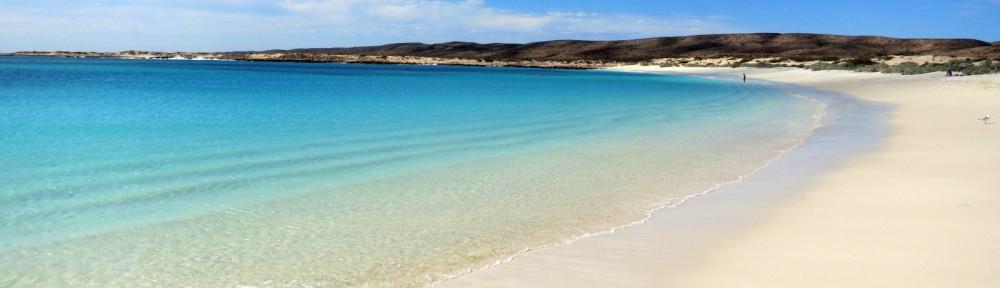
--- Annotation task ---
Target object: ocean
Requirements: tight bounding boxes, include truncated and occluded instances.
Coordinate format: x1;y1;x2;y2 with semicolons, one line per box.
0;57;820;287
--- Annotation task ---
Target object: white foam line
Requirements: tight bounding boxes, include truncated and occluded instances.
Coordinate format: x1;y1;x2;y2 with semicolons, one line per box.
427;75;829;288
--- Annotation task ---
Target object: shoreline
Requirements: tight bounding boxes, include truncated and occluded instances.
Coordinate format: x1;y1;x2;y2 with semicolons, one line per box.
438;67;1000;287
432;79;834;286
1;60;826;287
436;67;887;287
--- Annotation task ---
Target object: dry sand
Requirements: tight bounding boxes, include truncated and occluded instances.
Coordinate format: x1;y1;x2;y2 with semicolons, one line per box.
437;67;1000;287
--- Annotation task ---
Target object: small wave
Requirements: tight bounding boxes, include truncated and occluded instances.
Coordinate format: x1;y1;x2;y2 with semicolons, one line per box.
428;77;829;288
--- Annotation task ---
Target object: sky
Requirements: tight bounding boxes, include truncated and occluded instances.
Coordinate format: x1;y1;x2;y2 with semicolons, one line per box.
1;0;998;52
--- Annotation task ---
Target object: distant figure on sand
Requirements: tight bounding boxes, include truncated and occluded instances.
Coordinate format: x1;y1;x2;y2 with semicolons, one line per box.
742;73;747;83
946;69;953;77
981;113;992;124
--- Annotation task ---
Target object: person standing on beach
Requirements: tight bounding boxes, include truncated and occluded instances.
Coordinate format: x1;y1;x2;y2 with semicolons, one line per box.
742;73;747;83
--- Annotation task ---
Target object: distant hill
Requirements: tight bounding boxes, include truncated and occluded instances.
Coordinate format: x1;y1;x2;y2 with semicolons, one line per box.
227;33;1000;62
13;33;1000;71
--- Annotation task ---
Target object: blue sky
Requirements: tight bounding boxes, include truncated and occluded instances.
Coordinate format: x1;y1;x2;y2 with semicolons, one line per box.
1;0;998;52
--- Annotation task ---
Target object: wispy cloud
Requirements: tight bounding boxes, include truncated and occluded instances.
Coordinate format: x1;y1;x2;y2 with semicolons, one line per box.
0;0;737;51
951;0;1000;16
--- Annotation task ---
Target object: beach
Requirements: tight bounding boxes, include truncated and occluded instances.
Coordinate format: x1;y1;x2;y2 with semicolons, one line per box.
3;58;998;287
438;67;1000;287
5;0;999;286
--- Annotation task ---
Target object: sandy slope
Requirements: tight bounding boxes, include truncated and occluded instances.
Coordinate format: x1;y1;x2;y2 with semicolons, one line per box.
438;67;1000;287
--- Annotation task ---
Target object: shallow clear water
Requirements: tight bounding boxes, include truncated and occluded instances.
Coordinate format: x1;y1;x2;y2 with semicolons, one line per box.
0;57;819;287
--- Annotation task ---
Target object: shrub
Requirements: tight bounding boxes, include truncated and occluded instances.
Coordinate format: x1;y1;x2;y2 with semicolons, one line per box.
888;62;927;74
958;59;1000;75
730;58;751;68
846;57;877;66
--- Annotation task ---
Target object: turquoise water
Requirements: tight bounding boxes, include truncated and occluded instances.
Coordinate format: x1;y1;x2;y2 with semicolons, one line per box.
0;57;819;287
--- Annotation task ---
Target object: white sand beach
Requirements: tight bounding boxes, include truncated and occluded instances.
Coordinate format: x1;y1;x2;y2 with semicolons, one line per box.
438;67;1000;287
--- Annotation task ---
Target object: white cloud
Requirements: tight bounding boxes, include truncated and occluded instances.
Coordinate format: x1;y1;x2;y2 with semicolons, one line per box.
0;0;738;51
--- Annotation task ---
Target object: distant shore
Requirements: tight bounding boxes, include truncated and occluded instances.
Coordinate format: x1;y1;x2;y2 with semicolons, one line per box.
8;50;1000;75
438;67;1000;287
9;33;1000;73
5;52;617;69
